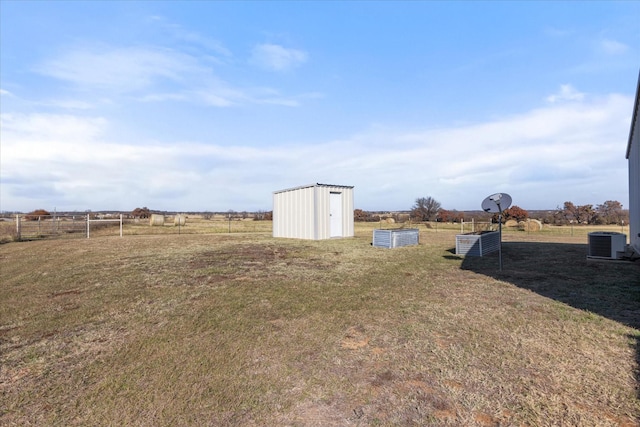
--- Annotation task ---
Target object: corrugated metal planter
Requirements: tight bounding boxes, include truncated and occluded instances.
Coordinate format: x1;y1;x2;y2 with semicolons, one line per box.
456;231;500;256
373;228;419;248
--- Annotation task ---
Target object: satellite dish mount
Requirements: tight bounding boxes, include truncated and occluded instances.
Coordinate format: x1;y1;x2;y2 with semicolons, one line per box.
481;193;512;271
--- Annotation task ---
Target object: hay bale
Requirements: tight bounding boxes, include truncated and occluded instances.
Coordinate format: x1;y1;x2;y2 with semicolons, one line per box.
518;219;542;232
505;219;518;228
149;214;165;226
529;219;543;231
396;214;410;222
174;215;186;226
385;218;395;224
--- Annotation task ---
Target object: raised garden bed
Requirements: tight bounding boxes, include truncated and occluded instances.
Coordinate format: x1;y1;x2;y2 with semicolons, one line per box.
373;228;419;249
455;230;499;256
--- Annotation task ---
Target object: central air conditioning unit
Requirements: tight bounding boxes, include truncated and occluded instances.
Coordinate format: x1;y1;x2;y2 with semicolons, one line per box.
587;232;627;260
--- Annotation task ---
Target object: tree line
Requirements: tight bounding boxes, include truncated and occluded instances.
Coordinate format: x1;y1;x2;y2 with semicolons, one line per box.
20;198;629;226
354;197;629;226
547;200;627;225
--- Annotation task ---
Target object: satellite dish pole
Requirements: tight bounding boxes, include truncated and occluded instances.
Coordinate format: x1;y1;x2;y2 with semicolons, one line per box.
493;194;504;271
481;193;512;271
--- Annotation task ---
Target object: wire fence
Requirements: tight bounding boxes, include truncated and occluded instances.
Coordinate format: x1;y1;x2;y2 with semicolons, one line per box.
14;215;88;240
1;214;630;243
12;214;123;240
4;214;272;242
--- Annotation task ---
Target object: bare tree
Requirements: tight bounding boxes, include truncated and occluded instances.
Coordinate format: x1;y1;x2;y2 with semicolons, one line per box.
596;200;624;224
575;204;597;224
555;201;599;225
494;205;529;223
131;207;150;219
411;197;441;221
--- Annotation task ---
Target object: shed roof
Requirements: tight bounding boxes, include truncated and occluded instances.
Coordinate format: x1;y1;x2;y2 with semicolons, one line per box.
627;69;640;160
273;183;354;194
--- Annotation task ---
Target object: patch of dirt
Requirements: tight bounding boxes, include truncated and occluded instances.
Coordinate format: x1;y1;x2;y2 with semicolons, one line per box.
371;370;396;387
341;326;369;350
187;244;333;282
188;245;293;269
474;411;499;426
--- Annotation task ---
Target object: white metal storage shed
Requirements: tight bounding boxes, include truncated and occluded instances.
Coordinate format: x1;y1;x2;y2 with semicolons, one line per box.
273;183;354;240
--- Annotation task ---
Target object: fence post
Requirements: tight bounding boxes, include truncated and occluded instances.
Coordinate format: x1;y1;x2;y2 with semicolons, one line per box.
86;214;90;238
15;214;21;241
120;214;123;238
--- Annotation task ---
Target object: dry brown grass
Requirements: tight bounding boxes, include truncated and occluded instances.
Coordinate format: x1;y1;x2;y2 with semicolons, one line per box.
0;222;17;244
1;224;638;426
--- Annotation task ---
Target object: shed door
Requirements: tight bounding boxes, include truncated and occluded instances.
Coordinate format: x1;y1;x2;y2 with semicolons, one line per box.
330;192;343;237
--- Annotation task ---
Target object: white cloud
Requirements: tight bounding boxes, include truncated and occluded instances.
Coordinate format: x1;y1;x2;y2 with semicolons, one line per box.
33;44;309;108
35;45;204;92
0;91;632;212
38;99;94;110
149;15;232;58
0;88;14;97
546;84;585;103
137;92;188;103
598;38;629;55
1;113;107;146
250;43;308;71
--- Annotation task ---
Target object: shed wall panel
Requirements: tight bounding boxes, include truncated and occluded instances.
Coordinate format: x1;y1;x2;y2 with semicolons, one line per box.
325;185;354;239
315;187;329;239
273;186;316;239
314;186;354;239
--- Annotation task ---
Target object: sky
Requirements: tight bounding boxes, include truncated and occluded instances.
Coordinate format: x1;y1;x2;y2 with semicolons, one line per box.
1;1;639;213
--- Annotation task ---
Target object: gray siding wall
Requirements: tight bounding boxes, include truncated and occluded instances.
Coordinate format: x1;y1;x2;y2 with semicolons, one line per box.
629;108;639;253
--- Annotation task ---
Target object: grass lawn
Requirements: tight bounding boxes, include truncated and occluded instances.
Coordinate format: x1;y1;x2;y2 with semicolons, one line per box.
1;223;639;426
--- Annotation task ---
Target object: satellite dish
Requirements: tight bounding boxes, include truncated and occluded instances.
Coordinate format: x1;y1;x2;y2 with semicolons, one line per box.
481;193;512;213
481;193;513;272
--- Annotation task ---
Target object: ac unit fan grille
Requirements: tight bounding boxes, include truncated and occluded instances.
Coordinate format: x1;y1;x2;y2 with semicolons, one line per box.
587;232;626;259
589;236;612;257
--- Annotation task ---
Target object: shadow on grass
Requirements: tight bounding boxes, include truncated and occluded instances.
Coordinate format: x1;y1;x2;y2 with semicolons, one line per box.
453;241;640;395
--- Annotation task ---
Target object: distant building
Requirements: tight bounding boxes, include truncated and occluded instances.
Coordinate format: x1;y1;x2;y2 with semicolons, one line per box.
273;183;354;240
626;70;640;255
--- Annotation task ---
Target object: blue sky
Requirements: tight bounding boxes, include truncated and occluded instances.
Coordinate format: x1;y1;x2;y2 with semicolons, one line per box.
1;1;638;213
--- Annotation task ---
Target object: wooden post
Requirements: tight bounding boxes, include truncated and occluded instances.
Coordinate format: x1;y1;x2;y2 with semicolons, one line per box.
15;214;21;241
